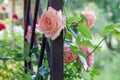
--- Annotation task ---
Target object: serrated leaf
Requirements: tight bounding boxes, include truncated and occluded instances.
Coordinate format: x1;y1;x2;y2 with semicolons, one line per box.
78;23;92;39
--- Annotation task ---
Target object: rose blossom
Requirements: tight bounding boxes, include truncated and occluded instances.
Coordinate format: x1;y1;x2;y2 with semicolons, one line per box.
25;26;32;43
25;25;39;44
79;47;94;68
64;45;77;64
35;20;40;32
1;6;6;11
82;7;96;29
0;22;6;31
12;14;18;20
38;7;65;40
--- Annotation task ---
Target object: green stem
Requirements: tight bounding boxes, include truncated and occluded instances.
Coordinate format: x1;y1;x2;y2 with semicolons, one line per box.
87;34;109;58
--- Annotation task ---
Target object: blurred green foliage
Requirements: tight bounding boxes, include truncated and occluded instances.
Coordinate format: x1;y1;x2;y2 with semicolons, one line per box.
0;29;25;80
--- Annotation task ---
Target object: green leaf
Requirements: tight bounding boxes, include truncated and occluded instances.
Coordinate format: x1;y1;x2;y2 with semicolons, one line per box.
70;45;86;58
91;69;100;75
31;47;38;53
69;27;78;38
25;56;31;62
67;17;82;24
22;74;32;80
34;74;41;80
78;55;88;70
112;28;120;40
39;66;49;77
72;12;78;17
70;45;78;51
75;51;86;58
76;38;101;50
64;39;72;44
76;38;92;47
78;23;92;39
101;24;115;35
80;14;88;22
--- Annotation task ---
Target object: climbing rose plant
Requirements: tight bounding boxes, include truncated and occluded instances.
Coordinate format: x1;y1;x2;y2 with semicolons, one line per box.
28;6;98;80
25;5;120;80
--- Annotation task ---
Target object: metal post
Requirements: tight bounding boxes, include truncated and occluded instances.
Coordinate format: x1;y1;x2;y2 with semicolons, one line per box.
48;0;63;80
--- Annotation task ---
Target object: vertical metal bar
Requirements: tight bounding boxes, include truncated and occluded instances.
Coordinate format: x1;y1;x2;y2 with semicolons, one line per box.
29;10;38;46
24;0;30;73
45;40;51;67
37;4;46;80
24;0;27;73
29;10;33;26
29;0;39;56
28;0;40;70
24;0;30;36
38;1;42;16
37;1;51;69
38;35;46;68
48;0;63;80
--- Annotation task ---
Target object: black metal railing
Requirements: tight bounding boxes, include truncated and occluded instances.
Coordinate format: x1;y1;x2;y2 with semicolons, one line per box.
24;0;63;80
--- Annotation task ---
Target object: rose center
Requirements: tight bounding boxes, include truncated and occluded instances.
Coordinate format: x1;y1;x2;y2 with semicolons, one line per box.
43;17;52;30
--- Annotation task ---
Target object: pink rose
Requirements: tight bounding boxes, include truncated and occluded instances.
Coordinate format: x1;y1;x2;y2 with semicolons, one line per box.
35;21;40;32
1;6;6;11
64;45;77;64
38;7;65;40
25;25;39;44
79;47;94;68
82;7;96;29
25;25;32;43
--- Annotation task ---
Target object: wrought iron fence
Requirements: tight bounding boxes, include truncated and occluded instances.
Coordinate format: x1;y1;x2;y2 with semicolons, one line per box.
24;0;63;80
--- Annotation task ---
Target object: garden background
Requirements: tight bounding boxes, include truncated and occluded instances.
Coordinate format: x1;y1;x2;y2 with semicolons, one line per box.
0;0;120;80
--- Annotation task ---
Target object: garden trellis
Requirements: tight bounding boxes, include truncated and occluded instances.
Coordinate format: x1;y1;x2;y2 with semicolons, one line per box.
24;0;63;80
